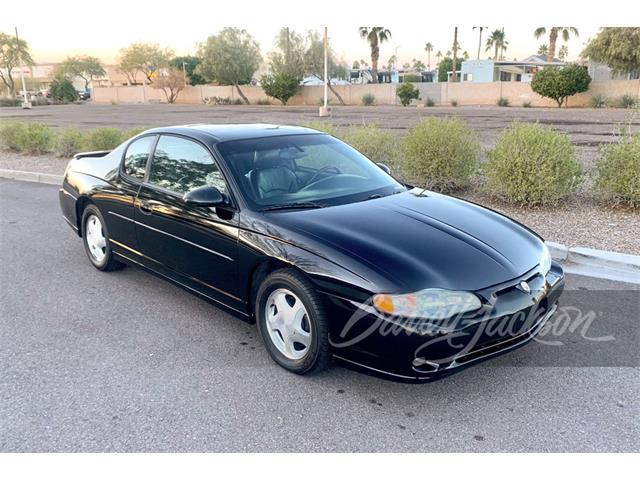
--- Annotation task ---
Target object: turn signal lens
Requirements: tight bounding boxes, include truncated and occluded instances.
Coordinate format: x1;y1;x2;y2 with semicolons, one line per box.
372;289;481;319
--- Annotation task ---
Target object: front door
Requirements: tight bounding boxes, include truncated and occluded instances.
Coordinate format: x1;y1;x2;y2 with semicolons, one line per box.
134;134;242;312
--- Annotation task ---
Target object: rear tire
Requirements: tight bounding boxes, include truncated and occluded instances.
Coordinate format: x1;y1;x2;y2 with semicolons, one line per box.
81;204;124;272
256;268;331;375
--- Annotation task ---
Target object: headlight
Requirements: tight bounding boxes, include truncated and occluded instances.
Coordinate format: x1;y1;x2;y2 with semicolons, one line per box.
372;289;482;319
540;244;552;274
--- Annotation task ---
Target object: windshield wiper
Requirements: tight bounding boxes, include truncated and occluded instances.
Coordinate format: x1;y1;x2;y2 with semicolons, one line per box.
259;201;328;212
366;188;406;201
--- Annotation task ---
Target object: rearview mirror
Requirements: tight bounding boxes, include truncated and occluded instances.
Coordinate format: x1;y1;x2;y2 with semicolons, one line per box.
376;163;392;175
183;186;226;207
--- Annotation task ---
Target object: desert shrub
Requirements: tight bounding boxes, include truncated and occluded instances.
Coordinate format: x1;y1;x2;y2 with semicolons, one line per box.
396;82;420;106
450;99;458;106
54;127;84;157
123;127;148;140
590;94;607;108
594;133;640;207
362;93;375;106
255;98;271;105
49;77;78;103
261;72;300;105
0;98;20;107
425;97;435;107
400;117;480;192
342;124;398;169
497;96;509;107
522;101;532;108
483;122;582;206
82;127;124;151
617;94;637;109
304;121;340;137
0;122;53;154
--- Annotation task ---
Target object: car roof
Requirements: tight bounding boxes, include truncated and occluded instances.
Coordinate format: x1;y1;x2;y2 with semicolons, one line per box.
142;124;323;144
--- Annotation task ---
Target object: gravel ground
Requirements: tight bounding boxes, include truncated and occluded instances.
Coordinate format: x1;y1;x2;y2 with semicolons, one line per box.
1;103;638;254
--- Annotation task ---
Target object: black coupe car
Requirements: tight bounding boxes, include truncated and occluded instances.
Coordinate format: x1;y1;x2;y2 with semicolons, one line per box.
59;124;564;382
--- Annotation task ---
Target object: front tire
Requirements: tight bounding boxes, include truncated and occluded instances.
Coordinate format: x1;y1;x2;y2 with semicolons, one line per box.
256;269;331;375
81;204;124;272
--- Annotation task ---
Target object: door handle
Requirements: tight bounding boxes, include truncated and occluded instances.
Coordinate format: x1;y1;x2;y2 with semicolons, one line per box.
138;201;153;215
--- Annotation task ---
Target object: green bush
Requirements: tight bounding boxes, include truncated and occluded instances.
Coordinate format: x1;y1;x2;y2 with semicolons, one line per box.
261;72;300;105
49;77;78;103
396;82;420;106
617;94;637;109
497;96;509;107
362;93;375;106
304;121;340;137
0;98;20;107
0;122;53;154
590;94;607;108
425;97;435;107
400;117;480;192
342;124;399;169
82;127;124;151
595;133;640;207
123;127;148;140
483;122;582;206
54;127;84;157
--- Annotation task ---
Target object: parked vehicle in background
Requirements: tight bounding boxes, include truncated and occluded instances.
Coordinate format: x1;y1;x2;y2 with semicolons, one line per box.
77;88;91;100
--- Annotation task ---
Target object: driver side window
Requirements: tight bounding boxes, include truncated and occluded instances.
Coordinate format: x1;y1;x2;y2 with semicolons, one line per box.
147;136;227;195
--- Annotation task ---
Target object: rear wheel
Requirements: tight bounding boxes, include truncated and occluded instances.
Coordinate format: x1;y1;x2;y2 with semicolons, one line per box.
81;204;124;272
256;269;331;375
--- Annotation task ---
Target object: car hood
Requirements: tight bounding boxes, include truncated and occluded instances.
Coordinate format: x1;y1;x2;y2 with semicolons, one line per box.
267;189;544;292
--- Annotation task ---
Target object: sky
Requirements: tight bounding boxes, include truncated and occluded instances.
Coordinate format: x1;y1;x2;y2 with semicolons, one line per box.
1;1;629;67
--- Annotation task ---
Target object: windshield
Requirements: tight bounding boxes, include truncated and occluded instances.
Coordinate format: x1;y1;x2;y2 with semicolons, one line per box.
216;134;404;210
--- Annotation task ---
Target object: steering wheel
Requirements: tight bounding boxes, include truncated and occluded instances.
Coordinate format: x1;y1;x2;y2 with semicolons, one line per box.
305;165;341;187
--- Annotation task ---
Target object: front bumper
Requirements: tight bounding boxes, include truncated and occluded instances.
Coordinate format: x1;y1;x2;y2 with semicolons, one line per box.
325;263;565;383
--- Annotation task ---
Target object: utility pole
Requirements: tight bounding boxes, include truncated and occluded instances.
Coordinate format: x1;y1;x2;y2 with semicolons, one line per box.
15;27;31;109
319;26;330;117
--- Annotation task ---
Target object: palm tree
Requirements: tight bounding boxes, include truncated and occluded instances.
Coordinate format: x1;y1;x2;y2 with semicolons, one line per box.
463;51;469;60
537;44;548;56
558;45;568;61
446;50;452;57
485;28;508;60
534;27;578;61
424;42;433;70
473;27;488;60
387;54;397;70
359;27;392;83
436;51;443;64
451;27;459;82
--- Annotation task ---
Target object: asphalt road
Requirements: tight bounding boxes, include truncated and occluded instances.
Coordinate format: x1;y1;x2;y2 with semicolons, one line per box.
1;179;638;452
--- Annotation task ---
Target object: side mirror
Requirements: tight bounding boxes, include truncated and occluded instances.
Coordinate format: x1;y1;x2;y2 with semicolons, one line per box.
183;185;226;207
376;163;392;175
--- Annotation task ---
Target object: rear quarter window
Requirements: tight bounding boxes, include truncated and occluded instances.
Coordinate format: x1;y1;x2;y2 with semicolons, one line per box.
123;136;155;179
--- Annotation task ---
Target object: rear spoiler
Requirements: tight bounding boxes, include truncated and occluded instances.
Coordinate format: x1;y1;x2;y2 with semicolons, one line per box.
73;150;111;160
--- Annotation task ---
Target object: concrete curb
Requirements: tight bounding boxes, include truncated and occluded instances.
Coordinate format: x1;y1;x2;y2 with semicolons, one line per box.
1;168;637;283
0;168;63;185
545;241;640;285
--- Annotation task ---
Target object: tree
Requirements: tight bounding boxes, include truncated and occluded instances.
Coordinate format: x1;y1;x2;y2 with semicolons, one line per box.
462;51;470;60
531;64;591;107
151;67;186;103
303;31;346;105
0;32;34;96
485;29;508;60
49;76;78;103
118;43;173;84
473;27;487;60
558;45;568;61
197;28;261;104
352;60;360;69
437;57;463;82
412;59;426;70
358;27;391;83
581;27;640;75
451;27;459;82
538;44;549;56
268;28;306;79
534;27;579;62
261;72;299;105
396;82;420;106
57;56;105;89
424;43;433;70
436;51;443;65
170;56;206;85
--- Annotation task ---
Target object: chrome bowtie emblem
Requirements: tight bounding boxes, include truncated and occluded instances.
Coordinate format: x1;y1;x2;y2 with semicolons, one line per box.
517;281;531;293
